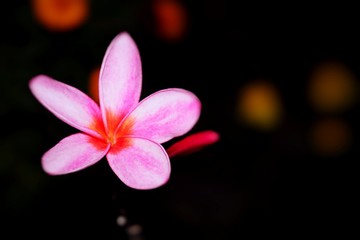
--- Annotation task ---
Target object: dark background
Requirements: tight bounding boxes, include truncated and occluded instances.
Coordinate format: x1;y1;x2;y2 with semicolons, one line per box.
1;1;358;239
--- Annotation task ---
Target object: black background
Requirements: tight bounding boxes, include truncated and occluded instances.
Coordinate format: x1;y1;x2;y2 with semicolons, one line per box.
1;1;358;239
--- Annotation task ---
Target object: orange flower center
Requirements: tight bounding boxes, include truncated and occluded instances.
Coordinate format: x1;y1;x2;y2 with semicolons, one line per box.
90;112;134;147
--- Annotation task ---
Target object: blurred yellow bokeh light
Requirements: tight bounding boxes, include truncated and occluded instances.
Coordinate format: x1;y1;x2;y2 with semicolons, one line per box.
236;80;282;131
308;61;357;113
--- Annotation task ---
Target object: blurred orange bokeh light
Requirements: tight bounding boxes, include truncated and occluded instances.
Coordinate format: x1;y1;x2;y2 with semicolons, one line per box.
310;118;351;156
88;66;100;103
308;61;357;113
153;0;187;41
236;80;282;131
32;0;89;32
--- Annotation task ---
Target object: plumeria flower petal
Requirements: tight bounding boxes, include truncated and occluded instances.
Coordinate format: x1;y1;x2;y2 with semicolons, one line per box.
29;31;203;189
122;88;201;143
29;74;104;139
42;133;110;175
107;137;170;190
166;130;220;158
99;32;142;134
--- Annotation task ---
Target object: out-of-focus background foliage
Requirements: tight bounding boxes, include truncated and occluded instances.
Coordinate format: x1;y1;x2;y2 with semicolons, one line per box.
1;0;358;239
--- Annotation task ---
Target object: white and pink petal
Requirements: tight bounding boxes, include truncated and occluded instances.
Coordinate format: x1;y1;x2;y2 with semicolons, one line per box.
107;137;171;190
99;32;142;133
119;88;201;143
29;75;104;139
42;133;110;175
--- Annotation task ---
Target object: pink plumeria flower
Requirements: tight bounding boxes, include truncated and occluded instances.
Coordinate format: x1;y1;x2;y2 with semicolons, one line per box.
29;32;201;190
